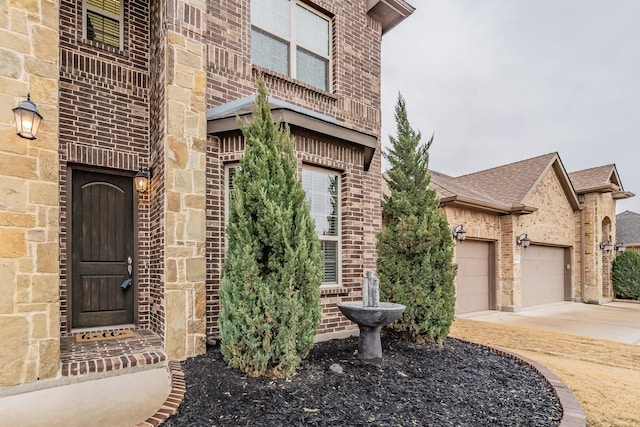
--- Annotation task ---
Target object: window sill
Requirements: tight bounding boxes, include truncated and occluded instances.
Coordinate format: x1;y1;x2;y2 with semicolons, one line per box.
320;285;350;297
81;38;125;56
252;65;338;102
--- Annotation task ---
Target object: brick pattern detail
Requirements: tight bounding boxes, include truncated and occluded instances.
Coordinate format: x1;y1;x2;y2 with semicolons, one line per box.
58;0;151;336
202;0;384;338
137;361;186;427
205;1;382;137
60;329;166;377
66;143;139;170
148;0;168;348
206;129;380;337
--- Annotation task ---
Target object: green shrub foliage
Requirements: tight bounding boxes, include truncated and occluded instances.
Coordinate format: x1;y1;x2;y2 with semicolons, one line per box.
218;79;323;378
612;250;640;300
377;94;457;345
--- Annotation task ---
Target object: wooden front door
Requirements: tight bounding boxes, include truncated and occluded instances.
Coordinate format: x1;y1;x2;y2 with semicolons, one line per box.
71;170;135;328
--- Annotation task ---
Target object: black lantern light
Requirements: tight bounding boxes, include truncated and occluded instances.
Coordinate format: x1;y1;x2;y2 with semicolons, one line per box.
135;167;152;193
13;93;43;140
516;233;531;249
451;224;468;242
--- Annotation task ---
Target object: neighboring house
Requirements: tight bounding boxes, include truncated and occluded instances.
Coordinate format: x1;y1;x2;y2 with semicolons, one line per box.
616;210;640;253
384;152;633;313
0;0;415;390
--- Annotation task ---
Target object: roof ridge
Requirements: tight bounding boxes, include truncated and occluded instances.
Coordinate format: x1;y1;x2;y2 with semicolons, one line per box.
455;152;557;179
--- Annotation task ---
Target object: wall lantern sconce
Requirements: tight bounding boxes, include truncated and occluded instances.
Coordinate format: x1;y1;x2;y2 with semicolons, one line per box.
13;93;43;140
516;233;531;249
615;242;626;253
451;224;467;242
599;240;614;253
134;167;152;193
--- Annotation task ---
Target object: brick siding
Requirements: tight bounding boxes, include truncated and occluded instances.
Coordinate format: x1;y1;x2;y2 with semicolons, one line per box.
58;0;151;336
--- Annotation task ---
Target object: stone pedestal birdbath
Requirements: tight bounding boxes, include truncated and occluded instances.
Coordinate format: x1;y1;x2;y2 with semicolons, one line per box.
337;271;405;359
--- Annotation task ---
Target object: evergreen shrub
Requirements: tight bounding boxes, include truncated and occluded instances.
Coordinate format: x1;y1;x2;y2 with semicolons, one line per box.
612;250;640;300
218;79;323;378
377;94;457;345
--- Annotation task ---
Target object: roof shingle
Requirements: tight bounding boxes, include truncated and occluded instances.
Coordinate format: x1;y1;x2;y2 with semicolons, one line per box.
616;210;640;245
569;165;618;193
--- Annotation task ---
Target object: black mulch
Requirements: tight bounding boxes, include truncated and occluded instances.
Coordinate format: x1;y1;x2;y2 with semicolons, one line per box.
164;337;563;426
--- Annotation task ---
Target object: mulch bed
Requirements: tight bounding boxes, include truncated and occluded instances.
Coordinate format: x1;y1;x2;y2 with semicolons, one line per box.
165;336;562;426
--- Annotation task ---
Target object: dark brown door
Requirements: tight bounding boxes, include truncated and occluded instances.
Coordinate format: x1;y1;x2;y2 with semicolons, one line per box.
71;170;134;328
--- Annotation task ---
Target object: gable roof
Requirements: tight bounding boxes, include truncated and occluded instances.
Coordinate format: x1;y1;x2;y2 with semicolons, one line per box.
382;153;580;214
206;95;378;171
432;152;580;214
569;165;634;200
616;210;640;244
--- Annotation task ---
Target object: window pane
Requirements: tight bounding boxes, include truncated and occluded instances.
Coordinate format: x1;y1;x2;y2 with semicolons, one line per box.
251;0;290;38
302;169;338;236
87;0;121;16
297;48;328;91
251;28;289;76
227;167;237;195
321;241;338;283
86;11;120;47
296;5;329;56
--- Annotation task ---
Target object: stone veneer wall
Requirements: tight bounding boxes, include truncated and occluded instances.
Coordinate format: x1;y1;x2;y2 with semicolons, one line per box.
58;0;151;336
0;0;60;386
203;0;383;338
161;0;208;359
579;192;617;303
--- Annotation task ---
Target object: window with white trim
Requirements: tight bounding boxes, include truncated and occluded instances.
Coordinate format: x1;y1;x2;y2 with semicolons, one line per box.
250;0;331;91
302;167;340;284
83;0;123;49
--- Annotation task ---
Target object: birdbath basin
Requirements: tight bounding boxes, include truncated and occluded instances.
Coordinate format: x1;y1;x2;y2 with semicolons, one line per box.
337;301;406;359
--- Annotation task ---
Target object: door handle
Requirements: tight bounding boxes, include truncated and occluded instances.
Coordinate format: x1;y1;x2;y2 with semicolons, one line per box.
127;256;132;276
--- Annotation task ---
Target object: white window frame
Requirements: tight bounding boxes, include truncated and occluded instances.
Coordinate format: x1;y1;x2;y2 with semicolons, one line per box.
250;0;332;91
302;166;341;286
82;0;124;50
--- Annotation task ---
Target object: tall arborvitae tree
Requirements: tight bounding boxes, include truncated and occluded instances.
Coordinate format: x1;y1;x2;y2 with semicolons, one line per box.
218;79;323;378
377;94;457;345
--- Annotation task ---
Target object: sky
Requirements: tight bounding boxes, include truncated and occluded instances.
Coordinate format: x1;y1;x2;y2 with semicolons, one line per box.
380;0;640;214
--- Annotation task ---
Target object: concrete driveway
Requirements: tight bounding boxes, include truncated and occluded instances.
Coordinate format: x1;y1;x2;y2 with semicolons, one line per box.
457;301;640;345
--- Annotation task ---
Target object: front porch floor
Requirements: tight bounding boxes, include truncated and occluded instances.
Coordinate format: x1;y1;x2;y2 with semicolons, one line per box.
61;329;167;377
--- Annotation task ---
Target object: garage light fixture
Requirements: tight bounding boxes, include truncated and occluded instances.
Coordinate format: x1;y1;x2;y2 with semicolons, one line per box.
615;242;626;253
599;240;614;253
516;233;531;249
451;224;467;242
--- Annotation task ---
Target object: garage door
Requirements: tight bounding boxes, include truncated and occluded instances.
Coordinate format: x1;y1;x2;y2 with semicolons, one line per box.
521;245;566;308
456;240;493;314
